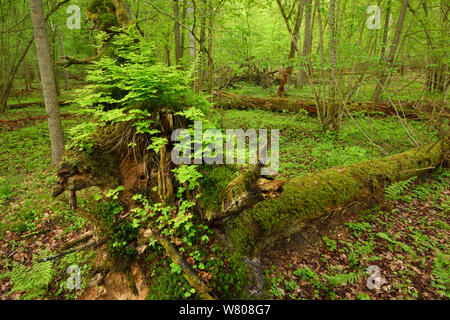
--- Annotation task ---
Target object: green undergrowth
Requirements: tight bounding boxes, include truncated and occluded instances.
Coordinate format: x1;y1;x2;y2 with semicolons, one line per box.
0;116;86;240
264;167;449;300
227;79;444;102
218;108;441;178
144;242;251;300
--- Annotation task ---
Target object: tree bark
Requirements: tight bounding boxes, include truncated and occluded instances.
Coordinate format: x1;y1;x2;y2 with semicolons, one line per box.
57;30;70;91
277;0;305;97
174;0;182;65
372;0;408;102
223;141;447;257
297;0;312;89
197;0;207;93
29;0;64;165
207;2;214;94
327;0;338;130
180;0;187;61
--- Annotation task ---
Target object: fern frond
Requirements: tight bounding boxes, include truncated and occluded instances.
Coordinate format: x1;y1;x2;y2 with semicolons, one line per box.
385;177;416;201
323;271;364;287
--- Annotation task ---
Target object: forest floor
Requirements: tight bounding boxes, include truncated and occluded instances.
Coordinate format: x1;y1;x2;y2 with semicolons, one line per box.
0;96;448;300
261;170;449;300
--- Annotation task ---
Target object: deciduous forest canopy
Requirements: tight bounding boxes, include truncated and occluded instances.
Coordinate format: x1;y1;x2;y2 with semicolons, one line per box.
0;0;448;303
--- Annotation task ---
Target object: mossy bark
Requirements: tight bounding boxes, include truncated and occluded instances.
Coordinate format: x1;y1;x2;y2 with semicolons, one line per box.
213;91;317;115
213;91;446;119
223;141;447;257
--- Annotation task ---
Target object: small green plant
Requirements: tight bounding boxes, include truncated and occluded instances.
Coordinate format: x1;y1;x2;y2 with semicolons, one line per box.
385;177;416;201
431;252;450;298
322;236;337;252
376;232;415;256
293;267;328;293
323;271;364;287
345;222;372;238
0;260;55;299
357;292;371;300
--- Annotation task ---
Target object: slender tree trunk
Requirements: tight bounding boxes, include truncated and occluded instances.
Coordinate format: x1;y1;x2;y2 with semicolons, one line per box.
47;0;60;96
197;0;207;92
372;0;408;102
29;0;64;165
174;0;182;65
277;0;305;96
207;2;214;94
57;30;70;91
23;61;33;90
380;0;391;61
180;0;187;61
297;0;312;89
327;0;338;130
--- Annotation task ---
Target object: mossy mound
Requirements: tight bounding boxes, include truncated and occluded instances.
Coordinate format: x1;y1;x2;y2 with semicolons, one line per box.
199;165;239;215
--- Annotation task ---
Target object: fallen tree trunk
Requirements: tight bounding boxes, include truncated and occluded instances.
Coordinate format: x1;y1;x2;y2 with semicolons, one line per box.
222;141;448;257
212;91;448;119
6;100;71;109
213;91;318;115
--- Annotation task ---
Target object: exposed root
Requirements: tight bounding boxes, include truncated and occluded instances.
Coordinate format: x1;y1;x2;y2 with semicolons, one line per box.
36;238;106;263
58;231;94;252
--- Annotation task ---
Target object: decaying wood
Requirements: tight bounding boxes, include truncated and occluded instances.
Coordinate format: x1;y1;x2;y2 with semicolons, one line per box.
223;141;448;257
213;91;448;119
36;237;106;263
58;231;94;252
7;100;70;109
208;164;284;223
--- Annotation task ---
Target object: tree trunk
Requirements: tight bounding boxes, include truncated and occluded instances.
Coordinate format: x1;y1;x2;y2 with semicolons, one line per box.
180;0;187;61
197;0;207;93
380;0;392;61
223;141;447;257
23;60;34;90
326;0;339;131
207;2;214;94
57;30;70;91
297;0;312;89
173;0;182;65
213;91;445;119
372;0;408;102
29;0;64;165
277;0;305;97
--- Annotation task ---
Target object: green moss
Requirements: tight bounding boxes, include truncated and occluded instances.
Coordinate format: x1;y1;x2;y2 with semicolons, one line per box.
96;200;138;260
199;165;238;213
87;0;118;31
88;0;115;14
208;250;252;299
99;13;118;31
145;251;197;300
226;142;445;257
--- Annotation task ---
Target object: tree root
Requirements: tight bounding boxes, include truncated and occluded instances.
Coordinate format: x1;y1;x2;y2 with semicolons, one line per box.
36;238;106;263
58;231;94;252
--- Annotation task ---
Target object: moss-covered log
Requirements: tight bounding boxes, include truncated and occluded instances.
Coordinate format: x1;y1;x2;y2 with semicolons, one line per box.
223;141;448;257
213;91;318;115
213;91;448;119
